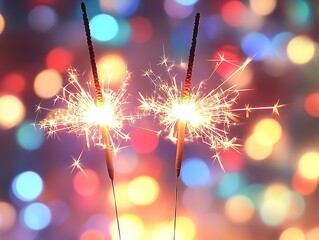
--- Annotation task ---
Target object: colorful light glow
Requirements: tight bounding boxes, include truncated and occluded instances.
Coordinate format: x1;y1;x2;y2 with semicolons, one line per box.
72;169;100;197
221;1;246;27
249;0;277;16
130;16;153;44
175;0;198;6
90;14;118;41
0;14;5;34
287;35;315;64
33;69;63;98
279;227;305;240
219;150;244;172
292;172;318;195
80;229;106;240
114;149;139;174
128;176;159;206
306;227;319;240
180;157;211;187
100;0;140;17
16;122;44;151
225;195;254;223
1;73;26;94
108;181;132;210
164;0;194;19
175;216;196;240
245;133;273;161
260;183;291;226
0;95;25;129
217;173;242;199
182;187;213;213
110;214;144;240
97;54;127;86
286;0;311;27
298;151;319;180
21;202;52;230
131;128;159;154
12;171;44;202
85;214;110;235
254;118;282;145
46;47;73;72
241;32;271;61
0;201;16;231
28;5;57;32
304;92;319;117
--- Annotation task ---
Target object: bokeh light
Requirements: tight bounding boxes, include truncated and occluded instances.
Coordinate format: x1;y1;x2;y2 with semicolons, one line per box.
292;172;318;195
219;149;244;172
1;73;26;94
279;227;305;240
245;134;273;161
175;0;198;6
100;0;140;17
272;32;294;60
28;5;57;32
306;227;319;240
33;69;62;98
114;149;139;174
182;187;213;213
131;128;159;154
174;216;196;240
21;202;52;230
12;171;44;202
90;14;118;41
225;195;254;223
241;32;271;61
16;122;45;151
107;17;131;47
249;0;277;16
0;14;5;34
46;47;73;72
80;229;106;240
110;214;144;240
84;214;110;235
254;118;282;145
259;183;294;226
217;173;242;199
128;176;159;206
130;16;153;44
108;181;132;210
0;95;25;129
304;92;319;117
72;169;100;197
97;54;127;86
298;151;319;180
287;35;315;64
221;1;246;27
164;0;194;19
0;201;16;231
286;0;312;27
180;157;211;187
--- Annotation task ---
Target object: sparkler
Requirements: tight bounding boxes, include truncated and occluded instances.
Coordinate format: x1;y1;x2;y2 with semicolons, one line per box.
35;2;137;239
139;13;283;239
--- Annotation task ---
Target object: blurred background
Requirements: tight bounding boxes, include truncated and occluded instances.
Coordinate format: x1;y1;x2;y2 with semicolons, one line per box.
1;0;319;239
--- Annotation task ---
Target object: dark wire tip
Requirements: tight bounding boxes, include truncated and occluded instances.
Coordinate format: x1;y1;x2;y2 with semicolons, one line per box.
81;2;86;13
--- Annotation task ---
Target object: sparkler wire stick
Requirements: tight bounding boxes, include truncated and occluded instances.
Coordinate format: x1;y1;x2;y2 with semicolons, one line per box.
173;13;200;240
176;12;200;177
81;2;121;239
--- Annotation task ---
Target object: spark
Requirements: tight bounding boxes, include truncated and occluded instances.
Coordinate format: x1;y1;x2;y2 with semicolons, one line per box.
36;67;134;156
139;55;283;173
70;150;87;176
